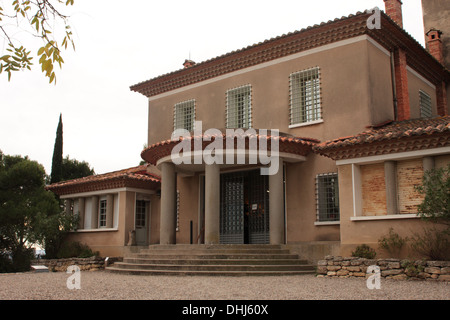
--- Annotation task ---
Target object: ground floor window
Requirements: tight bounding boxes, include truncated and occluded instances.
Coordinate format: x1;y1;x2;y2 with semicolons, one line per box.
99;199;107;227
316;173;340;222
135;200;147;227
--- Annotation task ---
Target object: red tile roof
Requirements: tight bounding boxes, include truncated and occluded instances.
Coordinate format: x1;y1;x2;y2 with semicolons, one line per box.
131;11;449;99
314;116;450;160
46;165;161;196
141;131;319;166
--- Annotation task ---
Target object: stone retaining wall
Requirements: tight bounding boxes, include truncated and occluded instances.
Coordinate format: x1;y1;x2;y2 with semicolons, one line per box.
32;257;122;272
316;255;450;281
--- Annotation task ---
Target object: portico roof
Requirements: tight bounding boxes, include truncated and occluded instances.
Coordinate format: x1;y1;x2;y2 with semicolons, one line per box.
141;130;319;167
46;165;161;196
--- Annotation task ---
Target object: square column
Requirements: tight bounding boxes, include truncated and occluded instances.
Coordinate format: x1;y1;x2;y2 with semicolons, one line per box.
160;162;177;244
205;163;220;244
91;196;99;229
269;158;285;244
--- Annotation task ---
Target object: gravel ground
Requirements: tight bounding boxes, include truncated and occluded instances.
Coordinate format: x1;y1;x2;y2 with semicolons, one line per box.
0;271;449;300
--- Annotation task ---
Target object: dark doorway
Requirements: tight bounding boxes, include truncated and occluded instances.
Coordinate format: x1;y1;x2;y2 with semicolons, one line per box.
220;169;269;244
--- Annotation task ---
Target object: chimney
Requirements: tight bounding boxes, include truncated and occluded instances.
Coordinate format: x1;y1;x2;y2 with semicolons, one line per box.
183;59;196;69
426;28;444;64
393;48;410;121
383;0;403;28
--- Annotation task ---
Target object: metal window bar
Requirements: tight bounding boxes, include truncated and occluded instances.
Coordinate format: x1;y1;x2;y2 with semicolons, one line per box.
220;173;245;244
176;190;180;232
174;100;195;131
315;173;339;222
419;90;432;118
226;85;252;129
99;199;107;227
290;67;321;125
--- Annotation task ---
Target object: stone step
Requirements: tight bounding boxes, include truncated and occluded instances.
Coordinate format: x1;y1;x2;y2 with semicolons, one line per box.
106;244;315;276
109;262;315;272
139;248;291;255
133;253;299;260
123;257;309;265
106;267;315;276
147;244;283;250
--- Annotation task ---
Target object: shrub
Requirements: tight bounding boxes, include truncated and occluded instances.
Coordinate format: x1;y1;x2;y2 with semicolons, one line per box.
56;241;99;259
410;226;450;261
351;244;377;259
0;252;13;273
378;228;408;258
401;259;425;277
415;164;450;230
11;247;34;272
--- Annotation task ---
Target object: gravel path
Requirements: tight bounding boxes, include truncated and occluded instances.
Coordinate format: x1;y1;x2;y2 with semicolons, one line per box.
0;271;449;300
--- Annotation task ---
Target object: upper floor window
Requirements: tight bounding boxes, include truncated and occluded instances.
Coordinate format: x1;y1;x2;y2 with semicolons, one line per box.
316;173;339;222
226;85;252;129
290;67;322;125
174;99;195;132
419;90;432;118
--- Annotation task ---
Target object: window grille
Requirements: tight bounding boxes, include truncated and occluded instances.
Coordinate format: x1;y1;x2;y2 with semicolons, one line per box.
315;173;339;222
135;200;146;227
99;199;107;227
176;190;180;232
290;67;321;125
226;85;252;129
174;99;195;132
419;90;432;118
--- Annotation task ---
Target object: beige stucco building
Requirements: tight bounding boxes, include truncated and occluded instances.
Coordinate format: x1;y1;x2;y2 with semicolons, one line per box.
48;0;449;261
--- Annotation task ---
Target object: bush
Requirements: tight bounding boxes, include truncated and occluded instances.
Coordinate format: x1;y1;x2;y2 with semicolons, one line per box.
401;260;425;277
56;241;99;259
0;252;13;273
378;228;408;258
410;226;450;261
11;247;34;272
351;244;377;259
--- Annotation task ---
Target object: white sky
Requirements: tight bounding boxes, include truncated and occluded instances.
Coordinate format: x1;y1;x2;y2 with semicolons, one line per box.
0;0;427;176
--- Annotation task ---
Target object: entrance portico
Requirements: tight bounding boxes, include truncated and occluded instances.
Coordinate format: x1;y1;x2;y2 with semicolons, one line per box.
141;130;317;246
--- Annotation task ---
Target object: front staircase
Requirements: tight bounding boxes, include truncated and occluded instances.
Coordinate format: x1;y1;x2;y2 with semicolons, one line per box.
106;244;316;276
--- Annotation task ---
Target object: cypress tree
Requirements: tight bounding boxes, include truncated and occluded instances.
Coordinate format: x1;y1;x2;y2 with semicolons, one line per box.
50;113;63;184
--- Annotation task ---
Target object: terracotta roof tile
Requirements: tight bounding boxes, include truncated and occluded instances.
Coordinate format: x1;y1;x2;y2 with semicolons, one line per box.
314;116;450;160
141;131;319;166
130;11;449;99
46;165;161;196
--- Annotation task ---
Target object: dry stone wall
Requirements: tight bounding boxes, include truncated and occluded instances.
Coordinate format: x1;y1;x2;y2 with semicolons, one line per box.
32;257;122;272
316;255;450;281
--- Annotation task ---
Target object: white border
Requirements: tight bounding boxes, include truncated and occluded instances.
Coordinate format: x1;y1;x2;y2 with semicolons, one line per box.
60;187;156;199
350;214;419;221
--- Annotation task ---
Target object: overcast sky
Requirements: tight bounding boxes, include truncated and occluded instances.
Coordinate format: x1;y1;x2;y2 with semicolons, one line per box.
0;0;427;176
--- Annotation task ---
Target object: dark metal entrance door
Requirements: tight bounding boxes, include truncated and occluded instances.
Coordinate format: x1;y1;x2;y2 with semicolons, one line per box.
220;170;269;244
247;172;269;244
220;172;245;244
